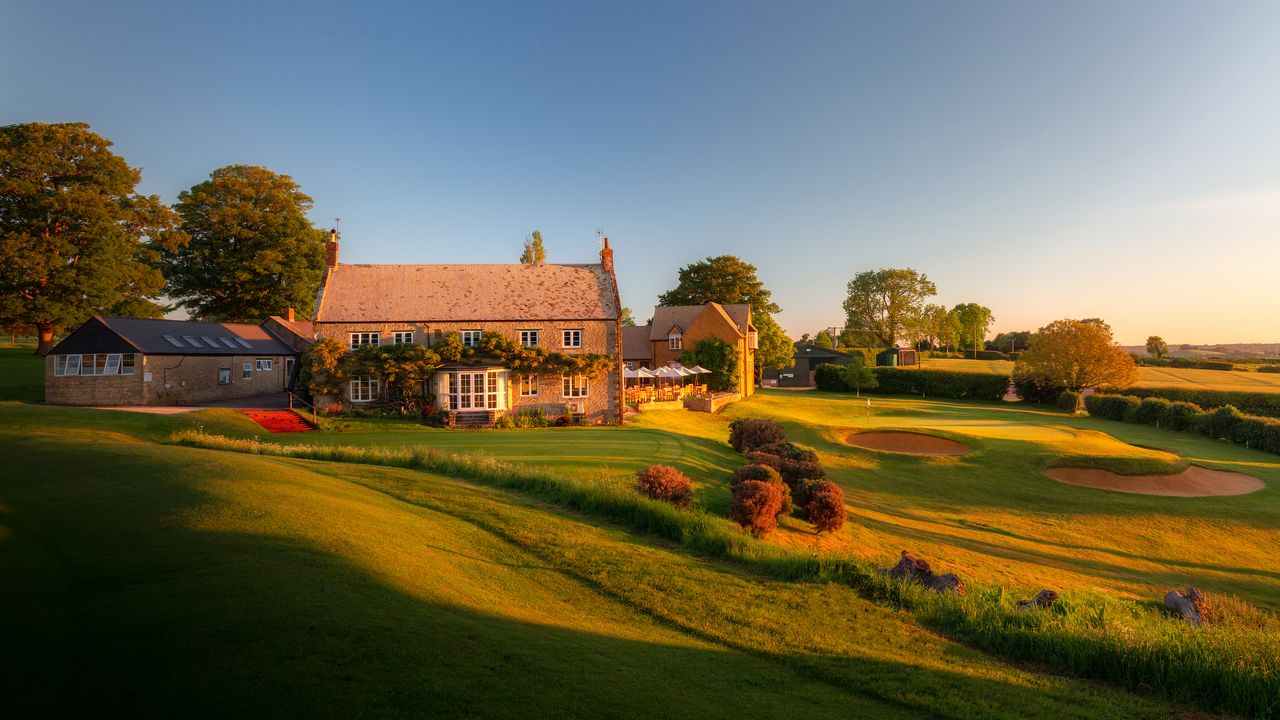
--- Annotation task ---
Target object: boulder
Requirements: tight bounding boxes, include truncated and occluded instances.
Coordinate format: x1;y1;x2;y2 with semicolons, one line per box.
1164;587;1208;627
1016;589;1059;610
883;551;964;595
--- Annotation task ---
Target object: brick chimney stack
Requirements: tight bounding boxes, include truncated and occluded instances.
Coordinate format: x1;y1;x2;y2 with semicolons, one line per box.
286;307;295;322
326;229;340;268
600;237;614;273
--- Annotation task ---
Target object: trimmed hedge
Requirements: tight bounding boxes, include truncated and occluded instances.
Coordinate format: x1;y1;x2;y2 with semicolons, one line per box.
1118;386;1280;419
1083;394;1140;421
814;363;848;392
1085;394;1280;455
1258;365;1280;374
868;368;1009;401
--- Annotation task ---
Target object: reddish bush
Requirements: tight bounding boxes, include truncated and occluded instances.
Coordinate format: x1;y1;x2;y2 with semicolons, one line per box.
635;465;693;508
746;451;783;472
732;463;783;485
805;481;845;533
730;480;783;537
732;464;792;516
780;459;825;486
756;441;818;464
729;418;787;453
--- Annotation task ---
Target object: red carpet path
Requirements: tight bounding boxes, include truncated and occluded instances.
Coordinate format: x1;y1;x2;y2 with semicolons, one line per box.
238;409;316;433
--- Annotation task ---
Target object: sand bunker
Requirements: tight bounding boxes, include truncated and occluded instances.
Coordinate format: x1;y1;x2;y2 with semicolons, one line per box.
1046;466;1264;497
845;431;970;456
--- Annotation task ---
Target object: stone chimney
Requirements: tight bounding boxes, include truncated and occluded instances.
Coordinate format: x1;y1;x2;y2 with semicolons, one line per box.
286;307;295;322
326;229;340;268
600;237;614;273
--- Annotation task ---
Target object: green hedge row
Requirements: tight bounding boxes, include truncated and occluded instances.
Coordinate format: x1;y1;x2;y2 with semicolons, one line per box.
815;364;1008;401
931;350;1011;361
1084;393;1280;455
1118;386;1280;419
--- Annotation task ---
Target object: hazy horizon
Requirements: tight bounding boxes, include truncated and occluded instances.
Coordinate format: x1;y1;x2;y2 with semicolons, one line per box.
4;0;1278;345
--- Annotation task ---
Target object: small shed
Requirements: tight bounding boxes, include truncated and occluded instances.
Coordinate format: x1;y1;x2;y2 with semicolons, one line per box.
769;343;856;387
875;347;918;367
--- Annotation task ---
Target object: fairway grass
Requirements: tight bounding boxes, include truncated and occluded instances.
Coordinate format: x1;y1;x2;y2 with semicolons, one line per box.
922;356;1280;392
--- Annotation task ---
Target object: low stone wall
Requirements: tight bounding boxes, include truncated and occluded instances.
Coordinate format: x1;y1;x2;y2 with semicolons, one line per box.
684;392;741;414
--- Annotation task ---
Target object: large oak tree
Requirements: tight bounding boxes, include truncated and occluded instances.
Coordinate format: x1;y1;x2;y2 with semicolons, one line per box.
657;255;792;375
842;268;936;347
0;122;184;354
1013;319;1138;396
162;165;327;322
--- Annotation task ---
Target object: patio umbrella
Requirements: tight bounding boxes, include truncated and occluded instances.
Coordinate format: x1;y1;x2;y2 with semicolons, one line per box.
688;365;711;374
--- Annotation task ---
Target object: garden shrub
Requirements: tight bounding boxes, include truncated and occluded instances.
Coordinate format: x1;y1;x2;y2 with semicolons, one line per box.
781;459;825;487
1056;390;1081;414
756;442;819;464
730;479;783;537
1133;397;1173;425
732;463;783;486
804;481;846;533
1005;351;1022;361
634;465;693;508
813;363;849;392
1084;394;1140;421
728;418;787;453
745;451;783;472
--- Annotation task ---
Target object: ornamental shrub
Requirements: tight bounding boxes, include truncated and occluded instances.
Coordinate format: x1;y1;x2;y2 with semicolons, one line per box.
755;441;819;464
804;481;846;533
1056;390;1081;414
730;480;783;537
1133;397;1173;425
634;465;693;508
732;463;783;486
728;418;787;453
745;451;783;472
781;459;825;487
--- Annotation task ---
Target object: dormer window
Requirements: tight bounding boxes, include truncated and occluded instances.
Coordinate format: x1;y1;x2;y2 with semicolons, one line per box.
668;330;683;351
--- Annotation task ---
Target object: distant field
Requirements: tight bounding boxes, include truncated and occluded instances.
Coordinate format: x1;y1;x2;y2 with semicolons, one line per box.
921;356;1280;393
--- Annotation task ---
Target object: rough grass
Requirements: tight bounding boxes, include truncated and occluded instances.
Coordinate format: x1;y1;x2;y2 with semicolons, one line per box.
0;345;43;403
1;430;1186;719
171;429;1280;718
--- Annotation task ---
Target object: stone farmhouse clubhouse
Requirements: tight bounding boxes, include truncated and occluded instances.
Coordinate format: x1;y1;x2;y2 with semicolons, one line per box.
43;236;760;425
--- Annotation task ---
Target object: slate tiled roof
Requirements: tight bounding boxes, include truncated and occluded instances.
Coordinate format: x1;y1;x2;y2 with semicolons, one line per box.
50;316;296;356
622;325;652;360
315;263;618;322
648;302;752;341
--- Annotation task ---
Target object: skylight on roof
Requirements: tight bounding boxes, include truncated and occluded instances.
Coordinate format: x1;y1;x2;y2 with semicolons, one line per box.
234;338;252;349
162;334;185;347
201;336;219;347
219;338;238;349
182;335;204;347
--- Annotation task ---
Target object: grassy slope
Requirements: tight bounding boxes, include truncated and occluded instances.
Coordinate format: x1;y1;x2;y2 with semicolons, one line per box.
0;428;1178;718
0;345;43;402
921;356;1280;392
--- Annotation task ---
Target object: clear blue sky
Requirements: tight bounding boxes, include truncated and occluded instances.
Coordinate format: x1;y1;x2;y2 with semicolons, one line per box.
4;0;1278;344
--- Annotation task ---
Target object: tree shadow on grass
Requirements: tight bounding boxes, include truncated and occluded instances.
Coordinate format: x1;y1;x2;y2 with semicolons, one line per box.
0;433;1177;720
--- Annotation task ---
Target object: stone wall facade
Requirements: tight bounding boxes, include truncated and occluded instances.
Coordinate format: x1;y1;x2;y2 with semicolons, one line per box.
314;319;620;423
45;353;290;406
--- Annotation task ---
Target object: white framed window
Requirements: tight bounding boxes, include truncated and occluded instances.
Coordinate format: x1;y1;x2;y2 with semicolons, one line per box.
121;354;135;375
392;331;414;345
256;358;273;371
349;376;380;402
350;332;381;349
444;370;504;410
625;361;635;370
65;355;82;375
519;374;539;396
242;362;252;379
562;329;582;349
562;374;589;398
54;355;71;376
218;367;231;384
58;353;136;377
748;330;758;350
668;331;682;350
104;354;122;375
519;329;539;347
461;330;483;348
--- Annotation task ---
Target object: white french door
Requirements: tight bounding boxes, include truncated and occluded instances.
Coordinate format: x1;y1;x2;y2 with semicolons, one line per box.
456;372;489;409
